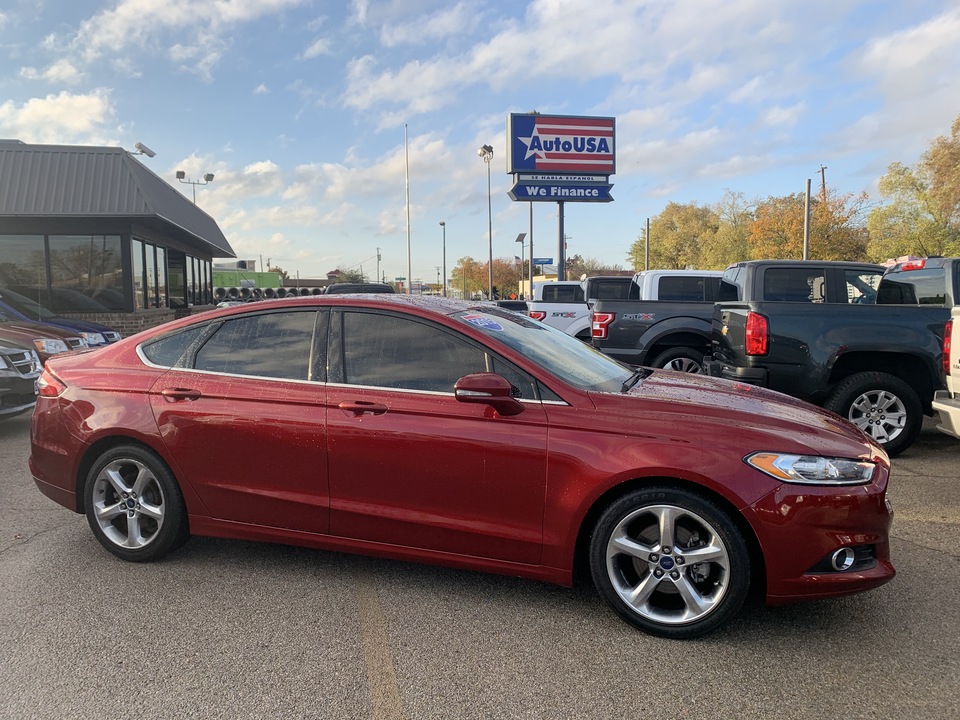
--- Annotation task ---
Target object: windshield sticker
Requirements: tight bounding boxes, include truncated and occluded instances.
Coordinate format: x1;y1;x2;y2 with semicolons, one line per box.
462;314;504;331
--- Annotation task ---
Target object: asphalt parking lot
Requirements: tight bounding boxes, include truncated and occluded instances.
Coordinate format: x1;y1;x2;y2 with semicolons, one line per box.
1;412;958;720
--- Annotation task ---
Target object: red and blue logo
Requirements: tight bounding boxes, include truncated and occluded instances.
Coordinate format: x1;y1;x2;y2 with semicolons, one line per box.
508;114;615;175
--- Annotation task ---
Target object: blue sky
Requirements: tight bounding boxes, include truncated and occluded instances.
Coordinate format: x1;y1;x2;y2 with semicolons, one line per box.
1;0;958;284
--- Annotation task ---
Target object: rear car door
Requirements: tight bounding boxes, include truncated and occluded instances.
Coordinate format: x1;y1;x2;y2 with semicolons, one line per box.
147;308;330;534
324;307;549;564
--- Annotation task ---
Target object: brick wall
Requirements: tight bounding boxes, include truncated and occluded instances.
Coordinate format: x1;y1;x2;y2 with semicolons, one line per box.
61;305;216;338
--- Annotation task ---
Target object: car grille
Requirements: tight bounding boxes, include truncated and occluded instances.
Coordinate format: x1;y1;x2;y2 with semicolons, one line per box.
1;348;41;377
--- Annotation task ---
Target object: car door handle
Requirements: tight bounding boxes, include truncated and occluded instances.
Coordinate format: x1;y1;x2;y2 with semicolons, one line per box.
160;388;202;401
338;401;388;416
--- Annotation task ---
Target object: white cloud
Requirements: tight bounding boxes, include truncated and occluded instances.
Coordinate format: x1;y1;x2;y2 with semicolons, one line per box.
19;59;84;85
302;38;332;59
0;90;118;144
57;0;307;76
253;83;269;95
380;2;471;47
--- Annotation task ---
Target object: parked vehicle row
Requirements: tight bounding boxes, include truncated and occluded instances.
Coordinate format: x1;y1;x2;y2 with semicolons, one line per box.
0;290;122;422
30;294;894;639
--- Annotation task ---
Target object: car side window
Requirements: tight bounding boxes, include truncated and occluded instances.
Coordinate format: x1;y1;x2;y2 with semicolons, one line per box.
337;311;489;392
844;270;881;304
140;326;210;367
762;268;825;303
193;310;320;381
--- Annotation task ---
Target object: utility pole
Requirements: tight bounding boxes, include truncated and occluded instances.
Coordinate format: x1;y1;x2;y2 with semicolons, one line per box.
819;165;827;203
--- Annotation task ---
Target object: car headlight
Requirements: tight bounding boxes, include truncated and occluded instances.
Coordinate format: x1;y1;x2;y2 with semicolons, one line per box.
745;453;875;485
80;332;105;345
34;338;69;355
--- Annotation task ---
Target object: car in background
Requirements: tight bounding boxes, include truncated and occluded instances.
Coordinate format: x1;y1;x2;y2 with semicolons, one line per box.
0;312;87;364
0;339;41;421
933;306;960;438
30;295;893;639
323;282;396;294
0;288;120;346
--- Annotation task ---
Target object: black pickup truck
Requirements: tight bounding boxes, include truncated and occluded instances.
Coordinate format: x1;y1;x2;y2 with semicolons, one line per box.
706;258;956;456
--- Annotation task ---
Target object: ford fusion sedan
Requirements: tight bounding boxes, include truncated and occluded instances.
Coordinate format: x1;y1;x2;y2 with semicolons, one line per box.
29;295;894;638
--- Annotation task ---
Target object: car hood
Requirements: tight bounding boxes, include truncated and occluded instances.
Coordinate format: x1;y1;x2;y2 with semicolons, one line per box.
588;369;882;460
0;319;80;341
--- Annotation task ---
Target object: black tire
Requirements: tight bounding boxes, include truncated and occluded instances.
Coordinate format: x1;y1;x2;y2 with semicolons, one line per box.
83;444;189;562
589;487;750;639
824;371;922;457
650;347;705;373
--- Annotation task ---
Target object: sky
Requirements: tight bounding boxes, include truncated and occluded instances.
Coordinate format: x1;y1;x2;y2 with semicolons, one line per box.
1;0;959;285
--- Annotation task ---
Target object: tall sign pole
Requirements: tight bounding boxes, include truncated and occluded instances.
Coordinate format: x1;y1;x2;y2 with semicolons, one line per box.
506;113;615;282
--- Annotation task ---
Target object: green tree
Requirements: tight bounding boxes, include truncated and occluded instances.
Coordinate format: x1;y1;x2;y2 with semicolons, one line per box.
866;114;960;261
701;190;753;269
628;202;719;270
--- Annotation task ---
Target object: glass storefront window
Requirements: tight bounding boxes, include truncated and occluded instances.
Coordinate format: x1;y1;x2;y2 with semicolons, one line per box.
47;235;123;311
156;246;168;307
144;243;157;308
132;239;145;310
0;236;46;294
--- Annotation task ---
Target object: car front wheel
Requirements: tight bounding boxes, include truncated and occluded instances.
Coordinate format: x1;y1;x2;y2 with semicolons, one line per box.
589;487;750;639
84;445;189;562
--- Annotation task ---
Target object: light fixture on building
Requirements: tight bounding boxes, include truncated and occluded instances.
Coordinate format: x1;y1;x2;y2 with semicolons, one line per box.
176;171;215;204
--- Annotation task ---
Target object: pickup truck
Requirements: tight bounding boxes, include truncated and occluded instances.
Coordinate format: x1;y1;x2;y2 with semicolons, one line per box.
527;276;632;340
590;269;724;371
706;258;954;456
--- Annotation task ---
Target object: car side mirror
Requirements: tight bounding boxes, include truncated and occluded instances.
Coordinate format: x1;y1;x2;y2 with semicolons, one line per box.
454;373;525;416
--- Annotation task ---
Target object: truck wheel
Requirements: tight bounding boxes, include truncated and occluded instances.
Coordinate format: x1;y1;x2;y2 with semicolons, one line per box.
824;372;922;457
589;487;751;638
650;348;705;373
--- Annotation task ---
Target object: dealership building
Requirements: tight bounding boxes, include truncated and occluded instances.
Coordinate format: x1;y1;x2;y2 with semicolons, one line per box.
0;140;235;335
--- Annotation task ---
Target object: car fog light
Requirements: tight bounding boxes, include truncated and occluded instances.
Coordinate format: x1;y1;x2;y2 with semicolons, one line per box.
831;547;856;572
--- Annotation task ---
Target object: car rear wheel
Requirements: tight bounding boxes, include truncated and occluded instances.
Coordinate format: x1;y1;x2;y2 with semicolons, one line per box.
650;348;705;373
84;445;189;562
824;372;922;457
589;487;750;639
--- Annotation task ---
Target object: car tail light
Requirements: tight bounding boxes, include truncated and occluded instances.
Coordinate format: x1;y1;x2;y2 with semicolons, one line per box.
745;311;768;356
592;312;616;339
899;259;926;271
944;319;953;375
37;367;67;398
528;310;547;321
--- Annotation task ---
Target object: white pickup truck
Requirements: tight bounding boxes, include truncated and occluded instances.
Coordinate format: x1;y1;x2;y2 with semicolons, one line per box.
527;270;723;342
933;305;960;438
526;276;632;340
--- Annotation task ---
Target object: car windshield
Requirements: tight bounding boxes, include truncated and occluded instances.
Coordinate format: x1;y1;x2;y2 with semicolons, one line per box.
454;307;634;393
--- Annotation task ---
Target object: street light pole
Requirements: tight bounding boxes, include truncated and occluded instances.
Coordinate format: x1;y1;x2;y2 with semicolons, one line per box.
439;220;447;297
515;232;527;299
477;144;494;299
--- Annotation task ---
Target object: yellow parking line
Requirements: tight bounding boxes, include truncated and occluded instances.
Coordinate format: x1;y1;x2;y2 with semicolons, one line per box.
356;572;404;720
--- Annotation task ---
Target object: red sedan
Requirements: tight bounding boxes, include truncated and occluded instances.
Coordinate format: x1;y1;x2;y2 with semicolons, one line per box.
29;295;894;638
